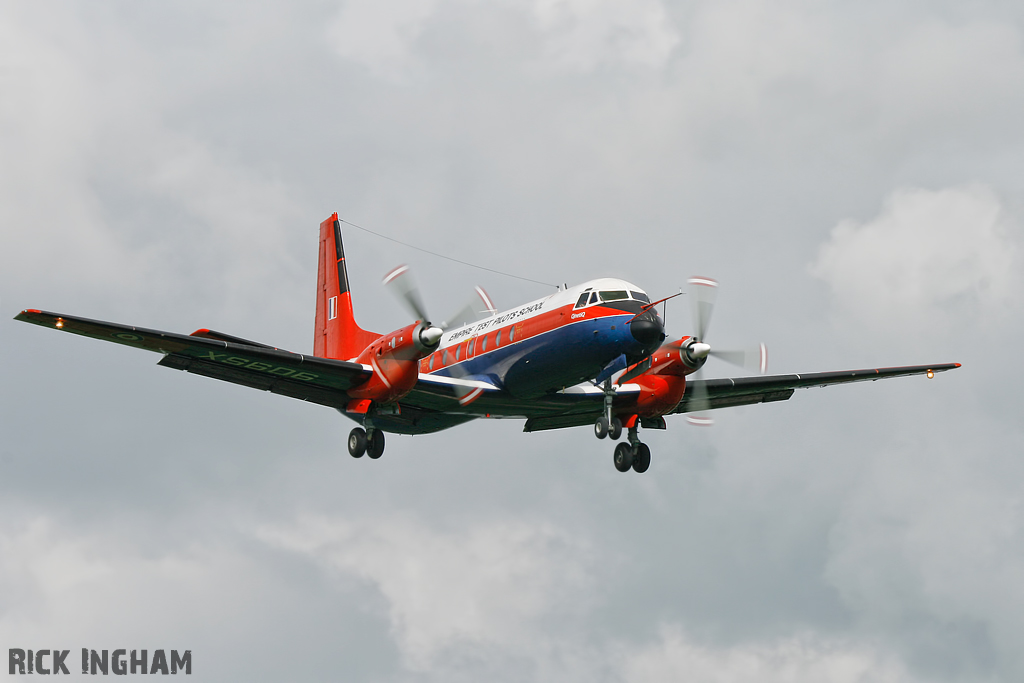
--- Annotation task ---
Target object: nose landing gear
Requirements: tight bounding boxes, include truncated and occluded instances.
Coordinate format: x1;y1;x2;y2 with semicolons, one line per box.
594;415;623;440
594;379;623;440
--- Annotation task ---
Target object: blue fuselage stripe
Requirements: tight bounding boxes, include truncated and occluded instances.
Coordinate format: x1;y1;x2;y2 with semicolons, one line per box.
429;314;644;398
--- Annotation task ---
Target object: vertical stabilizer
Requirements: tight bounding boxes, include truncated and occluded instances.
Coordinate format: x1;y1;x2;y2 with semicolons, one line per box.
314;214;380;360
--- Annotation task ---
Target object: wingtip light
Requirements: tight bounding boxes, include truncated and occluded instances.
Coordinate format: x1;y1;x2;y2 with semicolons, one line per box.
55;318;64;329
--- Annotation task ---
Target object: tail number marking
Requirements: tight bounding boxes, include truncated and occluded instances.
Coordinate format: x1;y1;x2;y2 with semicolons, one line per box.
202;351;318;381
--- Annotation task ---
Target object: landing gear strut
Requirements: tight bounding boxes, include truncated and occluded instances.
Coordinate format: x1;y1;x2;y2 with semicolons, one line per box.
594;379;622;440
611;421;652;474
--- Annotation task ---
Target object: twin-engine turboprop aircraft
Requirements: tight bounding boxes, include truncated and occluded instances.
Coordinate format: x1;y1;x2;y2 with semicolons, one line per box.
16;213;960;473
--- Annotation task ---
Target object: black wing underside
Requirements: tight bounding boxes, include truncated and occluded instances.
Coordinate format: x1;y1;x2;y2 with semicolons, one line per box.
15;310;371;409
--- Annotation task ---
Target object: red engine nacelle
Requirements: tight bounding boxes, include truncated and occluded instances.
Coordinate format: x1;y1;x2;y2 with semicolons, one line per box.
348;321;441;405
622;336;703;417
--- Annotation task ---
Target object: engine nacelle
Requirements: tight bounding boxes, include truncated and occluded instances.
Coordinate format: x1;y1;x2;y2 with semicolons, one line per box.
348;321;442;405
620;337;701;417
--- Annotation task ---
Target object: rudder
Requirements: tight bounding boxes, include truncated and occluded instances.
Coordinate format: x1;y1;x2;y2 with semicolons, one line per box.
314;214;379;359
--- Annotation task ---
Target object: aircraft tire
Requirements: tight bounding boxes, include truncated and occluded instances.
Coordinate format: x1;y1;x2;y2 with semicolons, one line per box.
609;417;622;440
632;443;651;473
348;428;367;458
367;429;386;459
594;416;609;440
613;442;633;472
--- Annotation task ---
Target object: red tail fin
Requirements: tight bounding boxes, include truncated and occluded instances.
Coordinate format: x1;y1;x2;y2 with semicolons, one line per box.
314;214;379;360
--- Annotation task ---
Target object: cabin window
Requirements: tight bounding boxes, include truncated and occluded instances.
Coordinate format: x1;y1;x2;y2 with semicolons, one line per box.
429;353;435;371
481;335;488;353
468;338;475;356
631;291;650;303
496;329;502;346
575;292;589;309
588;292;598;305
442;349;448;365
599;290;629;302
508;325;515;342
455;345;461;361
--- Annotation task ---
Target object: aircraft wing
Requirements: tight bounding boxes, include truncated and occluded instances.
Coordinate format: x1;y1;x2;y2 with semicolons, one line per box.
522;363;959;432
670;363;961;415
14;309;371;409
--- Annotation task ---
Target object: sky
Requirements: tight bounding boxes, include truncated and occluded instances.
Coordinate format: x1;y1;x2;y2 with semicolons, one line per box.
1;1;1023;680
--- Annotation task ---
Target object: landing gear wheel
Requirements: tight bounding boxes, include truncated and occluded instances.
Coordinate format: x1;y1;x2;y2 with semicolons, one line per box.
348;428;366;458
366;429;386;459
613;442;634;472
632;442;651;473
609;417;622;441
594;416;609;440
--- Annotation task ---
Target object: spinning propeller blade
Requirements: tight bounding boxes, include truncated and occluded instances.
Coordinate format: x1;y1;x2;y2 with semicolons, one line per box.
709;343;768;374
678;277;766;426
688;276;718;342
382;264;495;404
441;286;496;331
382;264;430;323
383;266;496;332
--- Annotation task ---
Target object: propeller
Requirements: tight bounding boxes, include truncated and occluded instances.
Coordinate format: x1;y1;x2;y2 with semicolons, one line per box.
441;286;497;330
382;264;496;403
382;265;445;349
675;276;767;425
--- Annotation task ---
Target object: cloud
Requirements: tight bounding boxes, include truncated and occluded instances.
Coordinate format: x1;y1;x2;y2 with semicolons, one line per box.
617;626;923;683
532;0;680;70
825;419;1024;680
327;0;441;81
256;514;594;671
327;0;679;81
809;185;1020;336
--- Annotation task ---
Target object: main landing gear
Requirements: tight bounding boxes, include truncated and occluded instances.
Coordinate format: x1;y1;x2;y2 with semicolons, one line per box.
594;380;651;474
595;416;652;474
612;433;651;473
348;426;385;459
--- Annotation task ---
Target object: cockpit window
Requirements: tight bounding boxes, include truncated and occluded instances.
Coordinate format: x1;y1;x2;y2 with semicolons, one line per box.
575;292;589;309
599;290;629;302
588;292;598;305
630;291;650;303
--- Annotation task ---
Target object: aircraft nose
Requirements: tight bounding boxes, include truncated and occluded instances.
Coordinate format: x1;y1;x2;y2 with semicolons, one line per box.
629;311;665;348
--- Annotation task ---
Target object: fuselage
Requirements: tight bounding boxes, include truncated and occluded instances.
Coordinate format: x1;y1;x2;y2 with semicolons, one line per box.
420;278;665;399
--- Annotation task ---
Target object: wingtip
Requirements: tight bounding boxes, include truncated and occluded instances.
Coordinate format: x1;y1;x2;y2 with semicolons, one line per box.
14;309;43;322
